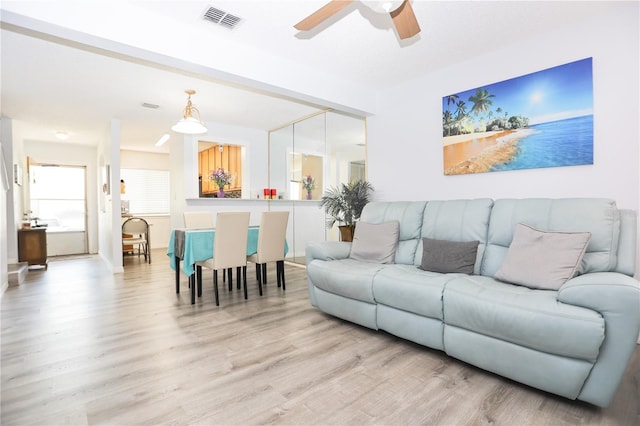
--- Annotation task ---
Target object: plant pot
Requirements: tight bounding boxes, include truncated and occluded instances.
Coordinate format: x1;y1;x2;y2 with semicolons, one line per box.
338;225;355;242
217;189;225;198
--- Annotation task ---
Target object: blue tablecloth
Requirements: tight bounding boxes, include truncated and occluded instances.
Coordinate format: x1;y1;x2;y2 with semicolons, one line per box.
167;227;286;276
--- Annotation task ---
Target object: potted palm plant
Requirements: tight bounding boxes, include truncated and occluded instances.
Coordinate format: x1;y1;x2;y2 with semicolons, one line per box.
320;180;374;242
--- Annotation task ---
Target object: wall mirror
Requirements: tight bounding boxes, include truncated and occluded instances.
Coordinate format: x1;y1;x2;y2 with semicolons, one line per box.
269;110;366;263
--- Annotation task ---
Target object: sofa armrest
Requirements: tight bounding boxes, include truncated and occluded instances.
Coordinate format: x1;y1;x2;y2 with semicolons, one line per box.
305;241;351;307
305;241;352;263
558;272;640;407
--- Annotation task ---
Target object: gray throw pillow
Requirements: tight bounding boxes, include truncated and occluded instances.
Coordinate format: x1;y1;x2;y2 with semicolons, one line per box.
494;223;591;290
419;238;479;274
349;221;400;264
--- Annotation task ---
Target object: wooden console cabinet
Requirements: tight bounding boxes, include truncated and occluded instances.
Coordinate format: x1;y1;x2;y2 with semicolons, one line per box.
18;228;48;269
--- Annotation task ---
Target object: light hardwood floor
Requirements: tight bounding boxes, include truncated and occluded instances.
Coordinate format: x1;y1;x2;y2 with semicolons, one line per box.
2;250;638;425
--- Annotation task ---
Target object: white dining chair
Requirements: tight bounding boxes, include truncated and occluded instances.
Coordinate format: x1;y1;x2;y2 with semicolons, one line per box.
184;211;213;229
247;211;289;293
122;217;151;263
195;212;250;306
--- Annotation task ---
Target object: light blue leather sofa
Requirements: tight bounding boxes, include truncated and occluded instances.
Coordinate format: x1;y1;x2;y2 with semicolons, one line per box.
306;198;640;407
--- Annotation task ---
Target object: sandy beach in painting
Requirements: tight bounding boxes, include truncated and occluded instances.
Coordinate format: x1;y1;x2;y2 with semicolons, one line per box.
443;129;537;175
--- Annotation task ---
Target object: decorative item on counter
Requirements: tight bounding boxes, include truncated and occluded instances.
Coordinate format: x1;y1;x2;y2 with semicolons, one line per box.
302;175;316;200
264;188;270;199
210;168;232;198
21;213;31;230
271;188;277;199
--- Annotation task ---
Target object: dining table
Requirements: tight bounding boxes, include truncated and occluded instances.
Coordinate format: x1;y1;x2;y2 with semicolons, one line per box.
167;227;287;304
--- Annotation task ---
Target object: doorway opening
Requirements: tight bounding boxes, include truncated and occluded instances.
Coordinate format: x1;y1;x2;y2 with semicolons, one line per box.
29;164;88;256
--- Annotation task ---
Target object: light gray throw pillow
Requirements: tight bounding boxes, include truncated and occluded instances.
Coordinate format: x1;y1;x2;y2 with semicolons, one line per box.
419;238;479;274
349;221;400;264
494;223;591;290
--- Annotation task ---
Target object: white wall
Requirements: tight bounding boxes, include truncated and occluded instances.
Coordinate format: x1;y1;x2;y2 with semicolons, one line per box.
0;137;9;293
367;4;639;272
4;118;26;264
121;150;169;170
97;119;123;273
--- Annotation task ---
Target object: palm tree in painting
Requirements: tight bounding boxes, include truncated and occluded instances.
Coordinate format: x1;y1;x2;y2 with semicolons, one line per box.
445;94;459;113
469;88;496;117
454;100;467;121
443;110;453;136
468;88;496;132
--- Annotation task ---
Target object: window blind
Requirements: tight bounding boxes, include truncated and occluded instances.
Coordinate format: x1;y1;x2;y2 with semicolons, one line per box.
120;169;169;215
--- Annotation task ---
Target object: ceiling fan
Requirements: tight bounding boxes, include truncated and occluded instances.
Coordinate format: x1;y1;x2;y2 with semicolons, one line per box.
294;0;421;40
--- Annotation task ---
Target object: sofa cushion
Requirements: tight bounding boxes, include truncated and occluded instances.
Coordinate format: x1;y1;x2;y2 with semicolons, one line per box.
481;198;620;277
418;199;493;274
494;224;591;290
420;237;479;274
307;259;384;303
373;264;458;319
349;221;400;264
443;275;605;361
360;201;427;265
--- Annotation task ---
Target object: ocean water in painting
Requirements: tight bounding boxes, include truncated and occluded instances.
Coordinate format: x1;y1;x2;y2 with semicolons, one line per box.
491;115;593;171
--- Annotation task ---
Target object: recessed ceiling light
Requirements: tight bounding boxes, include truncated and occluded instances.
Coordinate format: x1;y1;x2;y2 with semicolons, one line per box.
155;133;170;147
55;131;69;140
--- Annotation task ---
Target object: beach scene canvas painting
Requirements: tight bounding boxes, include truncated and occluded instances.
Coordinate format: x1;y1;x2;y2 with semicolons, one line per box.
442;58;593;175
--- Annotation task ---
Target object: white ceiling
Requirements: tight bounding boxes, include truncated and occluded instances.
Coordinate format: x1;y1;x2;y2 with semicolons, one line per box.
0;1;620;154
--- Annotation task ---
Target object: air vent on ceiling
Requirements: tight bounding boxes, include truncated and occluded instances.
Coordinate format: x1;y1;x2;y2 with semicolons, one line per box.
203;7;242;30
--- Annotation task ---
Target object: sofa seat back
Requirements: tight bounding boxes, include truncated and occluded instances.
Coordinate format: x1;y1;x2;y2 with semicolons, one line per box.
417;199;494;274
360;199;494;271
481;198;623;278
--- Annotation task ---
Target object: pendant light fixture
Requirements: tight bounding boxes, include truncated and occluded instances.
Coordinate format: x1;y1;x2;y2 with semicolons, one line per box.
171;90;207;134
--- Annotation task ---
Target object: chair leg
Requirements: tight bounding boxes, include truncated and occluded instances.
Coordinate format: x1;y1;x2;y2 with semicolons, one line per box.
239;266;247;299
277;261;281;288
278;260;286;291
190;273;196;304
255;263;260;281
262;263;267;284
196;265;202;297
214;270;220;306
228;268;233;291
175;257;181;294
257;267;263;296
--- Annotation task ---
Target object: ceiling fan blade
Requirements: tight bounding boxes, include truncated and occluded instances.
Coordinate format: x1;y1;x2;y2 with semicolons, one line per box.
294;0;354;31
390;0;421;40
